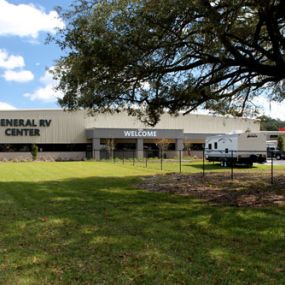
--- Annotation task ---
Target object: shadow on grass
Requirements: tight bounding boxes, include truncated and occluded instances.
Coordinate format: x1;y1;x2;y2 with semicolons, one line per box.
0;176;284;284
184;162;259;170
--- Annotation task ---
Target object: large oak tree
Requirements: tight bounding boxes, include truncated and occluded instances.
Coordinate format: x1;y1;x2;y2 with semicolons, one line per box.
52;0;285;125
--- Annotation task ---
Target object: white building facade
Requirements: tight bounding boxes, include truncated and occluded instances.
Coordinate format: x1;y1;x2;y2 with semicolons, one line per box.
0;109;260;160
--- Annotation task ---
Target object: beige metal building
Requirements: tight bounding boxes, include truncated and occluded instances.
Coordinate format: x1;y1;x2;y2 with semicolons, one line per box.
0;109;260;160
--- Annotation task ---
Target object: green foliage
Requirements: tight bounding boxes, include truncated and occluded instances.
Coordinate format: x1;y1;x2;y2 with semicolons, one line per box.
31;144;38;160
52;0;285;125
278;136;284;151
259;115;285;131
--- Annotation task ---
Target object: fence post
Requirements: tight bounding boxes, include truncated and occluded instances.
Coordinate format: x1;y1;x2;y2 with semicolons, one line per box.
145;150;148;168
202;148;205;177
231;150;234;180
133;150;135;166
179;150;182;173
161;148;163;171
123;151;125;164
271;151;274;184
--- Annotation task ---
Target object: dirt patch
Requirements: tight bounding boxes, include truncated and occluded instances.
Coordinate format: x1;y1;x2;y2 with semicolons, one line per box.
137;172;285;207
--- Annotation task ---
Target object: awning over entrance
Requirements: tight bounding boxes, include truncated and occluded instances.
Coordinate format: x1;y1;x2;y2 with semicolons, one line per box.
86;128;184;139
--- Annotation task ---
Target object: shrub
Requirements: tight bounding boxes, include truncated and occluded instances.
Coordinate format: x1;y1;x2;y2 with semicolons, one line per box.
31;144;38;161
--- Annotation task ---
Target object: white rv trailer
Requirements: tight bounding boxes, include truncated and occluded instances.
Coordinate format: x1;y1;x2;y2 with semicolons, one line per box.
205;132;267;166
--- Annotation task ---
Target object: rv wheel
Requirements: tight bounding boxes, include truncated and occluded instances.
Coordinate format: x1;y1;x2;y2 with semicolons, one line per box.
276;154;281;160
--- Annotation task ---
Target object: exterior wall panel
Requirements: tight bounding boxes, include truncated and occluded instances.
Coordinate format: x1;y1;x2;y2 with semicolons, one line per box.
0;110;87;143
0;109;260;144
85;112;259;134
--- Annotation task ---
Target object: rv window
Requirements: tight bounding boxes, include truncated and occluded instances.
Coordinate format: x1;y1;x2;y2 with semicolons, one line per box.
214;142;218;149
208;144;212;150
225;148;228;153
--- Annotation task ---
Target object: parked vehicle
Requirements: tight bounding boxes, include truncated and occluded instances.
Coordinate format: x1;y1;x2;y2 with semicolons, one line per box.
266;140;285;160
266;140;278;155
270;149;285;160
205;132;267;167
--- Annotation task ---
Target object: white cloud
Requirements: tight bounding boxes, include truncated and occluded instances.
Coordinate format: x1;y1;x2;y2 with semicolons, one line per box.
140;81;150;90
191;97;285;121
24;84;58;102
24;68;63;102
40;68;54;85
0;49;34;83
3;69;34;82
0;0;64;38
0;101;16;109
0;49;25;69
254;96;285;120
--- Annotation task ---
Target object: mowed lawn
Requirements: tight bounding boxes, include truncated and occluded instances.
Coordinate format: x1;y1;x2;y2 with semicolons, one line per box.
109;158;285;174
0;162;284;285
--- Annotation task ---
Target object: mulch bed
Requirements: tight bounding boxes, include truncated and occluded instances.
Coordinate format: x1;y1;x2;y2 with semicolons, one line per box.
137;172;285;207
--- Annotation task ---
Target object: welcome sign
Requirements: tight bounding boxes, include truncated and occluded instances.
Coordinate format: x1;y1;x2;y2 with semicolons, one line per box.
86;128;184;139
0;119;52;136
123;130;157;137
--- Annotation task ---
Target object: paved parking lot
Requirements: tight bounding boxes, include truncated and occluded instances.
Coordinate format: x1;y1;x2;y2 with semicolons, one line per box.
264;160;285;166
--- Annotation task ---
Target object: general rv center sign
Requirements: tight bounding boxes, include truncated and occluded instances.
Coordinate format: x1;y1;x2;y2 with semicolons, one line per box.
0;119;52;136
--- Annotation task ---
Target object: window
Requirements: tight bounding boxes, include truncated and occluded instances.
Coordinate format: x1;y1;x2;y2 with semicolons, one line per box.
214;142;218;149
189;143;204;150
208;143;212;150
0;143;92;152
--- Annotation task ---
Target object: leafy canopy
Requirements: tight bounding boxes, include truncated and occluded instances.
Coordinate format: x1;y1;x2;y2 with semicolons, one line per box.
52;0;285;125
259;115;285;131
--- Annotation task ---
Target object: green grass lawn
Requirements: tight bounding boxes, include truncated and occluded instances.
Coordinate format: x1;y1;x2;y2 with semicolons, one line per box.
0;162;284;284
113;157;285;174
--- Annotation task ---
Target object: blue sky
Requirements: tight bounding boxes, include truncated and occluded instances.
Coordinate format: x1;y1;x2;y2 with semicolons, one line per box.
0;0;69;109
0;0;285;120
